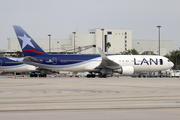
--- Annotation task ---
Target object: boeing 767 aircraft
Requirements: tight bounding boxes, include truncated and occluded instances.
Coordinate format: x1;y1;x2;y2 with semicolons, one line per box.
13;25;174;77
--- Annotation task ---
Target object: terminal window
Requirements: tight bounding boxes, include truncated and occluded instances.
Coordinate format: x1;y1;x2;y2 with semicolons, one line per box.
107;31;112;35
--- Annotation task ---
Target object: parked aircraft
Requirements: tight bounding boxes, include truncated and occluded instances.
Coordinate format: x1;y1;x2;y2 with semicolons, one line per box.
0;57;37;72
0;57;59;77
13;25;174;77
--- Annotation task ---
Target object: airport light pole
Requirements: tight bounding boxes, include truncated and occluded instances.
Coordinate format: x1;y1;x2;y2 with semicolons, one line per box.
73;32;76;54
101;29;104;52
157;26;161;56
48;34;51;53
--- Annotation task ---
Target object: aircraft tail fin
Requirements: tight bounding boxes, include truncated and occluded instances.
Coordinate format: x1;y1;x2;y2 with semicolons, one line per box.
13;25;47;56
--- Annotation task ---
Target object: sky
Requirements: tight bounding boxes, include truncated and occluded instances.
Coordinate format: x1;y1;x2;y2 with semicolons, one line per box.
0;0;180;50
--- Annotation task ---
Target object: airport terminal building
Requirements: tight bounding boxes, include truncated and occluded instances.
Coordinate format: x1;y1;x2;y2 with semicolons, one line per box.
132;40;174;55
6;28;174;56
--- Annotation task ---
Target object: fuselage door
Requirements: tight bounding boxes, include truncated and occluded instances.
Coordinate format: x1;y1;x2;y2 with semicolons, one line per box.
160;59;163;65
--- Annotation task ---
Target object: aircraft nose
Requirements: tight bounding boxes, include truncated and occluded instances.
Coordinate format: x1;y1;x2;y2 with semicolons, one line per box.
170;62;174;68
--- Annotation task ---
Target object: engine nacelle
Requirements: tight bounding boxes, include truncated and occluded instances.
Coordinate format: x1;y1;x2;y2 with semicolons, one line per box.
114;66;134;75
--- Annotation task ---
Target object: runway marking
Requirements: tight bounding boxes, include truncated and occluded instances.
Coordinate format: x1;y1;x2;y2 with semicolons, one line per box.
1;95;180;104
86;84;178;88
1;107;180;112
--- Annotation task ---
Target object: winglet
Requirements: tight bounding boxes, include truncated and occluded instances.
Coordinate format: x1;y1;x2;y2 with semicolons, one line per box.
98;47;108;60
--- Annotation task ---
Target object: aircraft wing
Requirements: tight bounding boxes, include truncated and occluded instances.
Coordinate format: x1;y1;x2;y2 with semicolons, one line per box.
96;47;120;70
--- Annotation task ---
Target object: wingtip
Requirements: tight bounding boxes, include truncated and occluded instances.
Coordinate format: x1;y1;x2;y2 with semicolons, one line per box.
97;47;102;52
97;47;107;59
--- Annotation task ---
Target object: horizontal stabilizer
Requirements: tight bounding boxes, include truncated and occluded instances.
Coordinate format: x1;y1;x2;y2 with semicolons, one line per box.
23;56;42;62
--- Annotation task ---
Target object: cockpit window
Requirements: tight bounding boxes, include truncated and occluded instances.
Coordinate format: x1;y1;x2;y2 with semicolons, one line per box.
167;59;170;62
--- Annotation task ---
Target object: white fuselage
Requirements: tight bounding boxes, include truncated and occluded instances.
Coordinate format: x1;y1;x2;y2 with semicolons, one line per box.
21;55;174;73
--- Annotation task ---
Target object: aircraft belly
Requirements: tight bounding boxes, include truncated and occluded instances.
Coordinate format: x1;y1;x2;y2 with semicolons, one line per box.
45;62;99;72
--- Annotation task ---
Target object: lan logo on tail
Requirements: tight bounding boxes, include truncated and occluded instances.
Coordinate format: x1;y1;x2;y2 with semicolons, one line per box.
13;25;47;56
18;34;35;49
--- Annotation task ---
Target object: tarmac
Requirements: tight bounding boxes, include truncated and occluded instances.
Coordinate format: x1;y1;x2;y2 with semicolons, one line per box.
0;76;180;120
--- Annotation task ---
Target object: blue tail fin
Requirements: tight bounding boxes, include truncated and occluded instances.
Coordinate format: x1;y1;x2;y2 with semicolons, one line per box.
13;25;47;56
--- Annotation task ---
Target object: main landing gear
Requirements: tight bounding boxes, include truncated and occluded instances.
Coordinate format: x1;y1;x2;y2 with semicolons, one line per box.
99;74;107;78
30;73;47;77
86;73;108;78
86;74;96;78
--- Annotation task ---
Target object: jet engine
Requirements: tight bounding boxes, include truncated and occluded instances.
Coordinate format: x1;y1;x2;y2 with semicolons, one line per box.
114;66;134;75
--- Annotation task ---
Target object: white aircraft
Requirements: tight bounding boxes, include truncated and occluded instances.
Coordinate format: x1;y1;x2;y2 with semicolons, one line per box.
13;25;174;77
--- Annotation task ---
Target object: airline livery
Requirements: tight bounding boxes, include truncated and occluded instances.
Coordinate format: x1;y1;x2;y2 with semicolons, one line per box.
0;57;37;72
12;25;173;77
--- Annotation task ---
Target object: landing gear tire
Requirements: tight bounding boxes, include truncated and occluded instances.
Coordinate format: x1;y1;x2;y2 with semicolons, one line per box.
102;74;107;78
43;74;47;77
39;74;47;77
30;73;37;77
86;74;95;78
30;73;47;77
30;74;34;77
99;74;107;78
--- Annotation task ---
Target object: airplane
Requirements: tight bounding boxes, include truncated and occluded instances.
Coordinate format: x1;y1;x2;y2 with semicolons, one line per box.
0;57;37;73
0;57;58;77
13;25;174;78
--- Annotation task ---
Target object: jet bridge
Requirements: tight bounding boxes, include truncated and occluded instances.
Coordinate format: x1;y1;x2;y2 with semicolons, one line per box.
60;45;96;54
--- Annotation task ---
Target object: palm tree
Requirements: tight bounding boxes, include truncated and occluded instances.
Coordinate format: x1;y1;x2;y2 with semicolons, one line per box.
120;49;139;55
106;42;111;54
106;42;111;49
